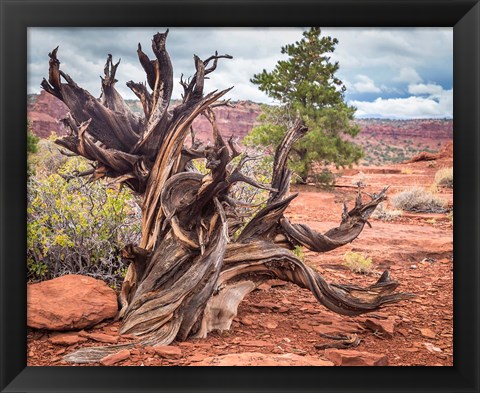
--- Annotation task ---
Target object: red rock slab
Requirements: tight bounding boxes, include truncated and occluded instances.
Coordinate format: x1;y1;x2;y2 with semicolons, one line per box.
152;345;183;359
80;332;119;344
313;322;363;336
324;349;388;366
364;317;396;338
48;333;88;346
195;352;334;366
27;274;118;331
100;349;131;366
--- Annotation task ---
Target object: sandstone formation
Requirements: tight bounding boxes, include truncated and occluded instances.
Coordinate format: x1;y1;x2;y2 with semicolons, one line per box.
27;93;453;149
27;274;118;330
324;349;388;366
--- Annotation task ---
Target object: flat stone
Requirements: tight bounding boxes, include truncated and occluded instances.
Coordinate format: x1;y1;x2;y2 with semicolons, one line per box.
27;275;118;331
261;320;278;329
298;323;314;332
251;302;279;310
153;345;183;359
195;352;334;366
100;349;130;366
241;340;275;348
240;317;254;326
324;349;388;366
49;333;88;346
188;354;207;362
423;342;442;353
418;328;436;339
314;322;362;336
82;332;119;344
364;317;396;338
257;279;287;290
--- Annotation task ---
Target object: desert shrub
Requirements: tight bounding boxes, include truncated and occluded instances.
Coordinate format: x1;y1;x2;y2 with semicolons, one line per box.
391;186;447;213
292;245;305;261
312;168;336;190
434;167;453;188
343;251;373;274
371;202;403;221
27;122;39;177
27;139;141;287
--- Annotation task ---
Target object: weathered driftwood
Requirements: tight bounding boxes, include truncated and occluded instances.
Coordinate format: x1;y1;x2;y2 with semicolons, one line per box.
42;31;413;363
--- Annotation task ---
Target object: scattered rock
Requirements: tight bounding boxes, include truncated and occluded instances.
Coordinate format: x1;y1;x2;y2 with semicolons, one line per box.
242;340;275;348
177;342;194;348
418;328;436;339
80;332;119;344
364;317;396;338
251;302;279;311
195;352;334;366
315;311;344;325
257;279;287;290
314;322;362;336
240;317;254;326
261;321;278;329
152;345;183;359
324;349;388;366
188;354;206;362
423;342;442;353
298;323;314;332
100;349;131;366
27;275;118;331
48;333;87;346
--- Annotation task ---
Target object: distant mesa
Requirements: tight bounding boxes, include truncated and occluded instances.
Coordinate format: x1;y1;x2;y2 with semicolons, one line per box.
27;92;453;153
405;141;453;163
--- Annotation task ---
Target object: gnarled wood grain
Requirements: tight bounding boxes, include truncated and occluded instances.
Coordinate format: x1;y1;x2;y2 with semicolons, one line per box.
41;31;413;364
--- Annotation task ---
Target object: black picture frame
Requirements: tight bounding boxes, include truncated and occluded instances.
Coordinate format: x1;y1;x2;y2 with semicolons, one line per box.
1;0;478;392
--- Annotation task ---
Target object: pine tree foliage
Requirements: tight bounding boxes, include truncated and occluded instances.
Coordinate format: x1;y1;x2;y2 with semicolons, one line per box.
248;27;363;182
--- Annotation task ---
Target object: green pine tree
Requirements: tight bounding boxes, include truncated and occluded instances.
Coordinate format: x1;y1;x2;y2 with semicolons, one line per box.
247;27;363;184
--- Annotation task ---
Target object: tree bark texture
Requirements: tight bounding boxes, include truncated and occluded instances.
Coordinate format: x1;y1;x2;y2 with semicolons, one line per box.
42;31;413;362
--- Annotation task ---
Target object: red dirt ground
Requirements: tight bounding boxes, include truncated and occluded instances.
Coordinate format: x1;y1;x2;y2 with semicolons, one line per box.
27;156;453;366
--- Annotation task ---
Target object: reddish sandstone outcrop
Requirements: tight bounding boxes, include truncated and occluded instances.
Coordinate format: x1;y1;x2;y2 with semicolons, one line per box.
27;274;118;330
324;349;388;366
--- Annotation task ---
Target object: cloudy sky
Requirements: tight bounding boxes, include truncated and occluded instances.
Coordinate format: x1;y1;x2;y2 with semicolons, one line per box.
28;27;452;119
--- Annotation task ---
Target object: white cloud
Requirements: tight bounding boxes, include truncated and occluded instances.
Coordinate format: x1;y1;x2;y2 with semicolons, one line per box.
351;75;381;93
28;27;453;118
408;83;444;96
350;92;452;119
395;67;423;84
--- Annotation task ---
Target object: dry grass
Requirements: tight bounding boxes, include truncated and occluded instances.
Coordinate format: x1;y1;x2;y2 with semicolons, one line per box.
391;186;447;213
343;251;373;274
434;167;453;188
371;202;403;221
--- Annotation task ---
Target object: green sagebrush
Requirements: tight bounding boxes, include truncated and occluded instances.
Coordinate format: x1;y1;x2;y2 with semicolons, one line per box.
27;137;141;288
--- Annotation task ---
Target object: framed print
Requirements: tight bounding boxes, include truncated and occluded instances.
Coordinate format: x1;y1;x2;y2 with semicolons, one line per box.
1;0;479;392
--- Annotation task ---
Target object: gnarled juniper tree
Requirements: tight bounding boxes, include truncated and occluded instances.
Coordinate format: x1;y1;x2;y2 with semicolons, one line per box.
40;30;411;362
